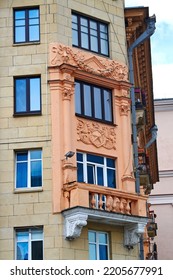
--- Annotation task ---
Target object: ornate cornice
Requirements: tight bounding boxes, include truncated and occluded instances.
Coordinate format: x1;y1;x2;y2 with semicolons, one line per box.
77;119;116;150
49;43;129;82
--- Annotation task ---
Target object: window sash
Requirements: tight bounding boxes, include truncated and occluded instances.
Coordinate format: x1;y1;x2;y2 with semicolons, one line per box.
15;150;42;189
16;228;43;260
14;8;40;43
75;81;113;123
14;77;41;115
72;13;109;56
77;152;116;188
88;230;109;260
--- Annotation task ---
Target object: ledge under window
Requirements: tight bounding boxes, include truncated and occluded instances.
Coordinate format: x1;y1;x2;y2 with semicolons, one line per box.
14;187;43;194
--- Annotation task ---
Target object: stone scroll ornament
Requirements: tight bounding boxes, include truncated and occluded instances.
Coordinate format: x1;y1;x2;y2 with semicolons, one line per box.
77;119;116;150
50;44;128;82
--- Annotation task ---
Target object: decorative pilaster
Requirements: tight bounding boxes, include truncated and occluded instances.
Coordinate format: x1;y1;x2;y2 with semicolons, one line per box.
119;98;135;191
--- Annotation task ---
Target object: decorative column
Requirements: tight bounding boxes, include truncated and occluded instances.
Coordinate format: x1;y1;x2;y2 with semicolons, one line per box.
119;89;135;192
61;70;77;185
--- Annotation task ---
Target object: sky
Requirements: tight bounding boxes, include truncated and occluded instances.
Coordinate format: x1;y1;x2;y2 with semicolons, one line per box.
125;0;173;99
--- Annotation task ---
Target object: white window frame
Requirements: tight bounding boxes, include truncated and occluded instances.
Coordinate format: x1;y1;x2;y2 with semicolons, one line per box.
15;228;43;260
77;152;116;187
15;149;43;189
88;230;109;260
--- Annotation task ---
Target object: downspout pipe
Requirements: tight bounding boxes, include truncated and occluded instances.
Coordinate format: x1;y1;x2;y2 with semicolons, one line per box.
145;125;158;149
128;15;156;194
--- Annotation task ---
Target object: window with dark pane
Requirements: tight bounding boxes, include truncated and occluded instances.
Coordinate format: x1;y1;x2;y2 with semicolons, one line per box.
76;152;116;188
75;80;113;123
14;76;41;115
14;7;40;44
15;149;42;189
16;228;43;260
72;13;109;56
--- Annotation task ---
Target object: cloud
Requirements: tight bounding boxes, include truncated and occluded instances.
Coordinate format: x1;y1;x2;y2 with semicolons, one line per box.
152;64;173;99
125;0;173;99
151;23;173;65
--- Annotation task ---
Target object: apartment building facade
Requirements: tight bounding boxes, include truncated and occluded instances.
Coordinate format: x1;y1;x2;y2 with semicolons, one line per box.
149;99;173;259
0;0;158;260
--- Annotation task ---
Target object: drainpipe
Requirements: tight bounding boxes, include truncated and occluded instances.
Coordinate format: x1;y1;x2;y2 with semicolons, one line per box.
145;125;158;149
128;14;156;194
128;14;156;260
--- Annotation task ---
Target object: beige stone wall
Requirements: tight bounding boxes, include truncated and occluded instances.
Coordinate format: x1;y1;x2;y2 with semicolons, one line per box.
0;0;133;260
57;0;128;63
0;0;54;260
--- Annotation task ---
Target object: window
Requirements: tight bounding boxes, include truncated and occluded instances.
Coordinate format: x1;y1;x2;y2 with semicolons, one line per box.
16;228;43;260
15;149;42;189
14;76;41;115
14;7;40;44
77;152;116;188
75;81;113;123
72;13;109;56
88;230;109;260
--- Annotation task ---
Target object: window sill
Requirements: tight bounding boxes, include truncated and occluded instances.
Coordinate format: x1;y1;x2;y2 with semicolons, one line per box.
14;187;43;194
13;112;42;117
75;114;117;126
13;42;40;47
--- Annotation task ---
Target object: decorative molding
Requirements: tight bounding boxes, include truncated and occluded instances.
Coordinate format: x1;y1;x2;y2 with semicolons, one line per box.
77;119;116;149
124;223;146;247
121;174;135;182
63;212;88;240
159;170;173;178
154;99;173;112
62;86;74;100
119;104;130;116
148;195;173;205
50;43;128;82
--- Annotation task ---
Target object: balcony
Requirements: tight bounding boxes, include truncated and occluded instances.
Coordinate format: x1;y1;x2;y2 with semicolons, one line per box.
138;150;151;187
62;182;148;246
135;88;146;130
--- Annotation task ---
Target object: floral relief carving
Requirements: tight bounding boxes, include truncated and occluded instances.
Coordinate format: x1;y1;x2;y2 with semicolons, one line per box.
77;119;116;150
50;44;128;82
119;104;130;116
62;86;74;100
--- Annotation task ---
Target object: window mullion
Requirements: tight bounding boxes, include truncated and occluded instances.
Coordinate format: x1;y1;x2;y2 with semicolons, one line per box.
83;153;87;183
103;157;107;187
91;85;95;118
97;23;101;53
96;232;100;260
88;19;91;52
28;151;31;188
27;78;30;113
25;9;29;42
28;229;31;260
101;88;105;121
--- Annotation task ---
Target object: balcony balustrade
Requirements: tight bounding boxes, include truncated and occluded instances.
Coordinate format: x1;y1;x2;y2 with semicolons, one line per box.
63;182;147;217
62;182;148;243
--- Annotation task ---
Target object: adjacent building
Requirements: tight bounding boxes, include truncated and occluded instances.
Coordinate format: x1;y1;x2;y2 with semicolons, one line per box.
0;0;158;260
149;99;173;260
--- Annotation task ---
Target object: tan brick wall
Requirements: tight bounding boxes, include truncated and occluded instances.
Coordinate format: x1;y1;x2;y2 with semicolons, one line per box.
57;0;127;63
0;0;54;260
0;0;134;260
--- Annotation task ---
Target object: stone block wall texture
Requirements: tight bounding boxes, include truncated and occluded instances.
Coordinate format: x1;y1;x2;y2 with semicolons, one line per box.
0;0;138;260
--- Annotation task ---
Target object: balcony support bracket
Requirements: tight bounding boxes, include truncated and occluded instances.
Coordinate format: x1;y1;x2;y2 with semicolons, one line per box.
63;212;88;240
124;223;146;248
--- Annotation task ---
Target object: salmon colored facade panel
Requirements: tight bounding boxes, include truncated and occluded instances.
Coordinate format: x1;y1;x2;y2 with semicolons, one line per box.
48;43;147;216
